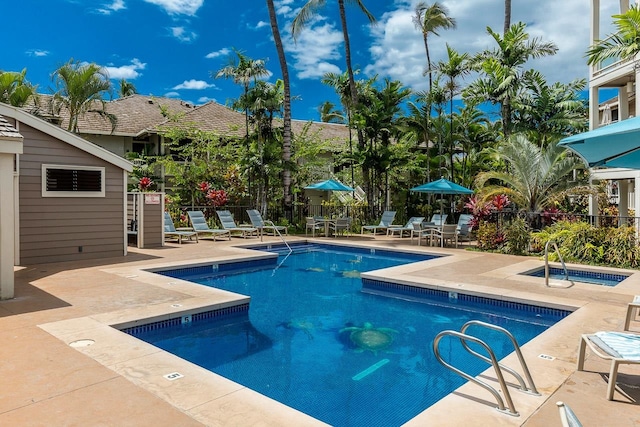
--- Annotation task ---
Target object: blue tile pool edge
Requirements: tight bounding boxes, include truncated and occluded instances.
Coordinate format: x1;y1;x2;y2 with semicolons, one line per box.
520;266;630;286
361;277;574;320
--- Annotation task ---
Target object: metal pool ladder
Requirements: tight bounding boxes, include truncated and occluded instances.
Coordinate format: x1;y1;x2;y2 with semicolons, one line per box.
433;320;540;417
544;239;573;288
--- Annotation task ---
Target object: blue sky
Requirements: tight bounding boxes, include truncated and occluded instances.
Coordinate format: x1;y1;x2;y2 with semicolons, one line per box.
3;0;620;121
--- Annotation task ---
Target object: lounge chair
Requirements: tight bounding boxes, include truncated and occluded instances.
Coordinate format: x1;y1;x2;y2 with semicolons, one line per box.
329;217;351;237
456;214;474;245
187;210;231;241
305;217;323;237
556;401;583;427
577;331;640;400
387;216;425;237
246;209;288;237
216;210;258;238
361;211;396;235
430;213;448;226
164;212;198;244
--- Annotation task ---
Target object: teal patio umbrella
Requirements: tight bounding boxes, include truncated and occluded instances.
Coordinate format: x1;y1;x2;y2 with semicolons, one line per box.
410;178;473;216
304;179;354;192
559;116;640;168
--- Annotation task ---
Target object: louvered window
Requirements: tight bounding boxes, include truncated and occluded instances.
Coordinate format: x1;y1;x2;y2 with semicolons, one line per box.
42;165;105;197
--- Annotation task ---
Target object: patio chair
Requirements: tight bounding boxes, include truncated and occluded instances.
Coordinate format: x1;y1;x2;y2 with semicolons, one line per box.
305;217;324;237
216;210;258;238
577;331;640;400
164;212;198;244
387;216;425;237
456;214;473;230
246;209;288;236
412;221;436;245
187;210;231;241
361;210;396;235
556;401;583;427
329;217;351;237
428;224;459;247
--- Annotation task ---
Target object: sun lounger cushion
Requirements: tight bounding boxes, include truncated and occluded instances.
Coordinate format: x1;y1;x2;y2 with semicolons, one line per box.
594;331;640;359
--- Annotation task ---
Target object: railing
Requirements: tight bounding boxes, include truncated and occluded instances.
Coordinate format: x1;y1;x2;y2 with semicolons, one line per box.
544;239;574;288
433;321;540;416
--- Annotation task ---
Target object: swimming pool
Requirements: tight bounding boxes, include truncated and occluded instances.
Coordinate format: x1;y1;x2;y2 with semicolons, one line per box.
522;266;629;287
128;244;569;426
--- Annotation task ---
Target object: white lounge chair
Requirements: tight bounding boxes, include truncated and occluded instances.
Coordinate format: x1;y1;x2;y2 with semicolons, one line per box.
164;212;198;244
430;213;448;226
387;216;425;237
187;210;231;241
247;209;288;236
577;331;640;400
216;210;258;238
361;211;396;235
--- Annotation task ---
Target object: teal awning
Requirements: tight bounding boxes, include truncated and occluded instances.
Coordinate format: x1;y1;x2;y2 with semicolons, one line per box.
304;179;354;192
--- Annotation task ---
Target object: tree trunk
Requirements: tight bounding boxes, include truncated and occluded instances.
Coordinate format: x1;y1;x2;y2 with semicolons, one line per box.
267;0;292;213
504;0;511;35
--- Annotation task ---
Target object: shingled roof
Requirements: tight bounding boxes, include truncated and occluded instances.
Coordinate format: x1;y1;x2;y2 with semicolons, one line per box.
0;114;23;141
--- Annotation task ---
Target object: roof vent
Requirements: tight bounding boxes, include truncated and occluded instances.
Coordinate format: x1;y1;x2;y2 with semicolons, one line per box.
148;99;154;104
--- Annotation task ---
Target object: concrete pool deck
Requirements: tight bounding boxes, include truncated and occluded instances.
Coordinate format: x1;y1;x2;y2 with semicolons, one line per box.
1;234;640;426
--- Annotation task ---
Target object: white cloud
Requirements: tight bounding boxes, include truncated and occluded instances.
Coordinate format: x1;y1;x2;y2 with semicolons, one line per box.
171;26;197;42
275;0;296;18
143;0;203;16
96;0;126;15
282;16;344;79
255;21;269;30
205;48;231;59
26;49;49;57
164;91;181;98
172;79;214;90
103;58;146;80
198;96;216;103
365;0;616;93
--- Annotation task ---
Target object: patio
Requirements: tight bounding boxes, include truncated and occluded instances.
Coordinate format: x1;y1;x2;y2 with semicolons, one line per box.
1;234;639;426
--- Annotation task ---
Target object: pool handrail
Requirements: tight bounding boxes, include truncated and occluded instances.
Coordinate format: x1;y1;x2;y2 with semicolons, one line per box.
544;239;574;288
460;320;540;395
433;329;519;416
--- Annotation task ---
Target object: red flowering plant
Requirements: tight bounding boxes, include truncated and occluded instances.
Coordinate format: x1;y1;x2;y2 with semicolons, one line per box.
198;182;227;207
138;176;153;191
464;196;491;229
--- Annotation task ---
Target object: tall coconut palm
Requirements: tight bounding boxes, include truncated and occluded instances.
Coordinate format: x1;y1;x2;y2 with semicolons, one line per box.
586;4;640;66
475;134;589;213
292;0;376;212
504;0;511;35
465;23;557;138
412;2;456;92
266;0;293;210
214;49;269;140
51;59;113;132
0;69;36;107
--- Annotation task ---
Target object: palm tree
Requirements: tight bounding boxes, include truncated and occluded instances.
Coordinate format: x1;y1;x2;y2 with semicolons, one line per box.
292;0;376;211
119;79;137;97
586;4;640;66
412;2;456;92
511;71;588;145
0;69;36;107
319;101;345;123
51;59;113;132
433;45;470;180
475;134;589;213
465;23;558;138
214;49;269;140
504;0;511;35
266;0;293;211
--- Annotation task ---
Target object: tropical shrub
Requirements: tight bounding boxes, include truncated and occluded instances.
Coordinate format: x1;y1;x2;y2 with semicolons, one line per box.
503;217;530;255
476;222;504;251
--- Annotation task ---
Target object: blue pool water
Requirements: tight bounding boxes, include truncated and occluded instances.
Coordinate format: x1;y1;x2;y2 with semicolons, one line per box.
130;244;568;427
523;267;629;287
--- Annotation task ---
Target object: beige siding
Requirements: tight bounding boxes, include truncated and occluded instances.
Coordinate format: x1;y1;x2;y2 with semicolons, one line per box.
18;123;125;265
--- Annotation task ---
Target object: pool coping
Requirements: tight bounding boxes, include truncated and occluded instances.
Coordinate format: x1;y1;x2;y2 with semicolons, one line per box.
36;240;640;426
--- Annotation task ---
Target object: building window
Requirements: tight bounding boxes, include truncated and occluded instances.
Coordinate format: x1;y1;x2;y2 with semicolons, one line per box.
42;164;105;197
